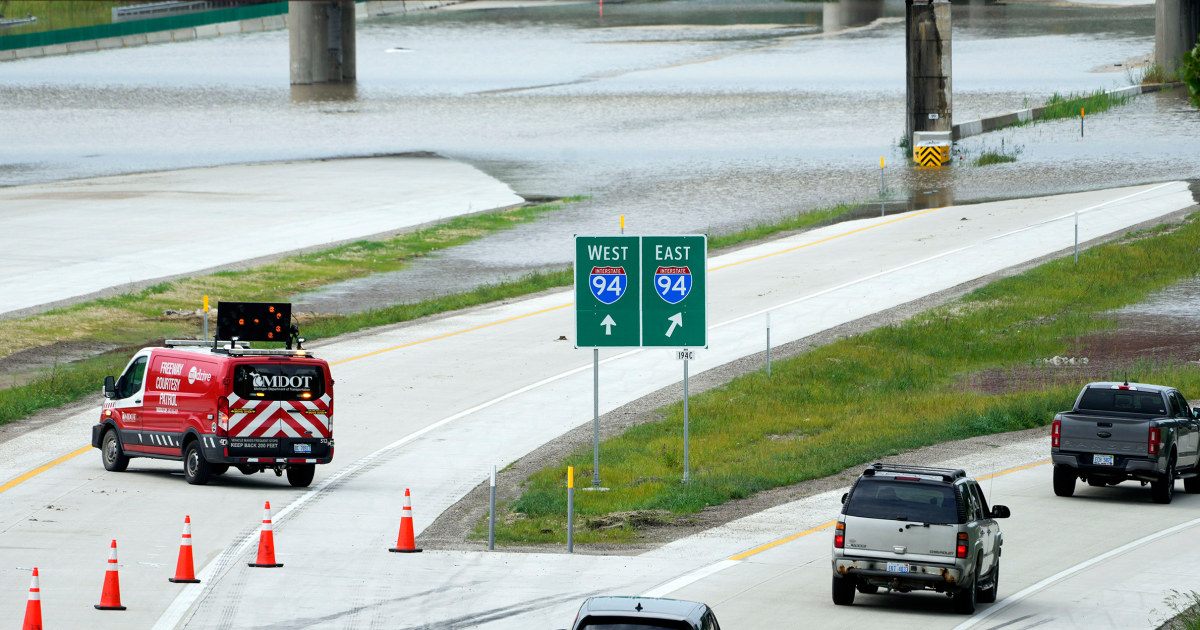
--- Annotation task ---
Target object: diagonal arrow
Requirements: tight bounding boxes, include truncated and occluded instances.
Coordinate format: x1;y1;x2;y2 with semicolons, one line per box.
665;312;683;337
600;314;616;335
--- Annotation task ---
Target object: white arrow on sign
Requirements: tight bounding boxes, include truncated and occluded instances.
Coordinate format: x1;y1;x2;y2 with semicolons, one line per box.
665;313;683;337
600;314;616;335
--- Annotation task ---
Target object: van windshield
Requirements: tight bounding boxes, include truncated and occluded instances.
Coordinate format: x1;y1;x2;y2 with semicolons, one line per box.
233;363;325;401
844;478;959;524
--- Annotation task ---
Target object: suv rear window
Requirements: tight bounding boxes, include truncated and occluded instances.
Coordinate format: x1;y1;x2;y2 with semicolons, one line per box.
844;478;959;524
233;363;325;401
579;621;690;630
1078;389;1166;415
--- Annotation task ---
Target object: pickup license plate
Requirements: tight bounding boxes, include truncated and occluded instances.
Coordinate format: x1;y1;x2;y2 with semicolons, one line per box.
1093;454;1114;466
293;444;312;454
886;562;911;574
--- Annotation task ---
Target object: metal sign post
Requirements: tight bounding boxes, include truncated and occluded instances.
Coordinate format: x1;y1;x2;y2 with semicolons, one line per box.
592;348;602;489
488;465;496;551
683;352;690;483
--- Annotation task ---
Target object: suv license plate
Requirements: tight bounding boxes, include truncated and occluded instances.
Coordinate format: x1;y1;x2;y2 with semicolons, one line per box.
294;444;312;454
1093;454;1114;466
886;562;911;574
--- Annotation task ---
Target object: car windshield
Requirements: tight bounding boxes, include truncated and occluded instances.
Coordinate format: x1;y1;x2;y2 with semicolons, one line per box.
579;618;690;630
844;478;959;524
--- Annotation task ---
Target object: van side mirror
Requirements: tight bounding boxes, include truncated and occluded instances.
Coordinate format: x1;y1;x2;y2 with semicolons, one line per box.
990;505;1011;519
103;375;117;398
841;492;848;505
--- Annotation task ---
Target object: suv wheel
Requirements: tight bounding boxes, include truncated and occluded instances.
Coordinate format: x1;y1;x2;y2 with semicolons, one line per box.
101;429;129;472
1052;465;1076;497
832;575;856;606
953;563;978;614
978;560;999;604
184;442;211;486
1152;458;1176;504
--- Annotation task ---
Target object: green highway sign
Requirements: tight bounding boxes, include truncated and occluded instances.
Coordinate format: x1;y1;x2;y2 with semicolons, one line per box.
575;235;707;348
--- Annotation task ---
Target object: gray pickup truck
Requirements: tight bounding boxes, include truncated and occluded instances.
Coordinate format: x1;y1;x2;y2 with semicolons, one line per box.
1051;381;1200;504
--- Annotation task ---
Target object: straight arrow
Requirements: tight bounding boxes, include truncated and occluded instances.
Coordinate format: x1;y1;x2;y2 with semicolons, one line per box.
600;314;616;335
665;313;682;337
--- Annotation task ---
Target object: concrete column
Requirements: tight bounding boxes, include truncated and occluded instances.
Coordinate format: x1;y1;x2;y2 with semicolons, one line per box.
1156;0;1200;76
289;1;355;85
906;0;952;146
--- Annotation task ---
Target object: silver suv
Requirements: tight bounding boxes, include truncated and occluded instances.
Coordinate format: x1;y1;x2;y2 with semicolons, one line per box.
831;463;1011;614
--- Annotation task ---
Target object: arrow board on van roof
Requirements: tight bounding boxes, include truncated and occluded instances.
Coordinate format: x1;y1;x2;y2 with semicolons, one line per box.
216;302;292;343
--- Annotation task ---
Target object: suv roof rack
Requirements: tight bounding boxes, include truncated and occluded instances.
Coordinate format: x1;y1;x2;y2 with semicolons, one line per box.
863;462;966;482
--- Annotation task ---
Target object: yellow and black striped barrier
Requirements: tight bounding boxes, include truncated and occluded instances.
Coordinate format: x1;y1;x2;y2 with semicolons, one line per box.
914;144;949;167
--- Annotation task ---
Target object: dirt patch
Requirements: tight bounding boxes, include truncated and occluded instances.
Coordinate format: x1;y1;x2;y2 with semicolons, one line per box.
0;340;121;389
417;204;1200;555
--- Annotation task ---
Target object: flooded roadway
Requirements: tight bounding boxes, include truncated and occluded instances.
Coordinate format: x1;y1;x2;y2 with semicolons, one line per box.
1;0;1197;312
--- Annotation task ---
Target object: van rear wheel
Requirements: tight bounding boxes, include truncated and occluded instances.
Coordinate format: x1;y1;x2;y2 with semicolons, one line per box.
101;429;129;472
184;442;211;485
287;464;315;488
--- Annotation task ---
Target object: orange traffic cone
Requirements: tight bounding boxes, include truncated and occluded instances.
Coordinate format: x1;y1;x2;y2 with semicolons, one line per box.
388;488;423;553
22;567;42;630
169;515;201;583
248;501;283;568
95;539;126;610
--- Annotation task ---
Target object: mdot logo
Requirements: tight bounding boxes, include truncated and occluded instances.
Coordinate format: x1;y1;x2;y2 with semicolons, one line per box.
252;374;314;390
187;366;213;385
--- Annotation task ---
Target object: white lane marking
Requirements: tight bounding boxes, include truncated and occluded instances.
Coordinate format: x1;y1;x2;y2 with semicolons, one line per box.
153;182;1184;628
953;514;1200;630
642;560;740;598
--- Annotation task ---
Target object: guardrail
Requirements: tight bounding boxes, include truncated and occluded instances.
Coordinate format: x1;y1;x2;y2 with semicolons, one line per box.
112;2;239;23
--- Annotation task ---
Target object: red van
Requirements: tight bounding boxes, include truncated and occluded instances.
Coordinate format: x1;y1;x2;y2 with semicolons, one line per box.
91;336;335;487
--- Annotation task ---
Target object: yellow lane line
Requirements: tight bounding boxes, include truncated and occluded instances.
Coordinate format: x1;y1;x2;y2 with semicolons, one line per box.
0;446;93;494
1;207;945;494
726;458;1051;562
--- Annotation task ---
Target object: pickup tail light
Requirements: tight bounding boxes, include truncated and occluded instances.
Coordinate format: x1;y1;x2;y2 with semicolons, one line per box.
1051;419;1061;448
956;532;969;559
1149;426;1161;455
834;522;845;549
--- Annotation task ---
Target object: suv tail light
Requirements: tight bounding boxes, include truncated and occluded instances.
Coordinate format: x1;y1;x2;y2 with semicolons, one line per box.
834;522;845;548
1149;426;1161;455
1051;419;1061;448
956;532;968;559
217;398;230;436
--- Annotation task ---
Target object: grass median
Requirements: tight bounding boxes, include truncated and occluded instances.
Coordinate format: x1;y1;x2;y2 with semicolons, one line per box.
481;213;1200;546
0;199;866;427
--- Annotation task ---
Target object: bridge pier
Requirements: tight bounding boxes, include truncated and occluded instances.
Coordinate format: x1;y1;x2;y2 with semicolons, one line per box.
906;0;952;162
1156;0;1200;75
289;1;356;85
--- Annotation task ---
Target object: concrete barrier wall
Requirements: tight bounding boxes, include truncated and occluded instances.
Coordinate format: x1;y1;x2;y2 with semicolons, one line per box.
0;1;462;62
952;83;1181;141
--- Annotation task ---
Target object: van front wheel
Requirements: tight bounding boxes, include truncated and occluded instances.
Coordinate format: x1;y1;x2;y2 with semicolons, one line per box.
184;442;211;485
287;464;315;488
102;430;129;472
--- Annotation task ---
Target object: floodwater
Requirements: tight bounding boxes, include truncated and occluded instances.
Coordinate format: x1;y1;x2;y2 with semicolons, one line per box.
2;0;1197;313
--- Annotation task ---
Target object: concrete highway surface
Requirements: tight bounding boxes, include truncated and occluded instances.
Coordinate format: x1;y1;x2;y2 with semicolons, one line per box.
1;180;1196;629
0;156;522;318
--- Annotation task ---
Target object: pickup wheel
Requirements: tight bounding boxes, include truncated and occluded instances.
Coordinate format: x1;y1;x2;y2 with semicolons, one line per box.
101;429;129;473
1052;465;1076;497
184;442;212;486
978;560;999;604
953;562;979;614
832;575;856;606
1152;458;1176;504
1185;475;1200;494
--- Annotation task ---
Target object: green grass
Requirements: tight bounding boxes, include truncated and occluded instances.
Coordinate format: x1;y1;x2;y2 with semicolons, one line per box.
0;1;130;35
708;202;863;249
974;150;1018;166
487;216;1200;546
1039;89;1130;122
1164;591;1200;630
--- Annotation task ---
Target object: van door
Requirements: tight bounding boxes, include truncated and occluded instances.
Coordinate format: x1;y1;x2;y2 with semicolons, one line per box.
109;355;149;453
227;361;329;460
141;354;188;456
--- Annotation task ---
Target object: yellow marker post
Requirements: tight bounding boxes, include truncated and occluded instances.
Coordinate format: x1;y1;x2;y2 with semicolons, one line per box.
1081;107;1085;138
620;215;625;235
202;295;210;341
567;466;575;552
879;157;886;216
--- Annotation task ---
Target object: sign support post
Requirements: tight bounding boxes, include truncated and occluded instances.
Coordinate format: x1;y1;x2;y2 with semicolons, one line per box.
682;352;690;483
592;348;602;489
